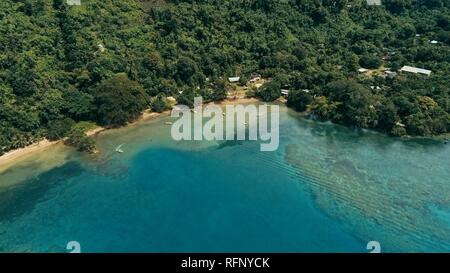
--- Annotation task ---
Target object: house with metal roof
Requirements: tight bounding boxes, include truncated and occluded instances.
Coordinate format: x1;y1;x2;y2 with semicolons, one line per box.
228;77;240;83
400;66;432;76
367;0;381;5
67;0;81;5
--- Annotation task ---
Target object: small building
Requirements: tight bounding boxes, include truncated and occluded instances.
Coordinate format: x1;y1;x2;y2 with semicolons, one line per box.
384;71;397;79
248;73;262;83
228;77;240;83
358;68;369;73
249;77;261;83
400;66;432;76
429;40;439;44
281;89;290;96
67;0;81;5
367;0;381;6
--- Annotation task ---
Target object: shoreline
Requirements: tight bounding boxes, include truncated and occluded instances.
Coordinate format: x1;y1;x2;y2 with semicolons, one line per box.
3;95;444;172
0;127;107;173
0;111;164;171
0;97;259;172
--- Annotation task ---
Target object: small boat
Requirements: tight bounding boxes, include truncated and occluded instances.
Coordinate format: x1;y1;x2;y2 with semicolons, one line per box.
115;144;124;153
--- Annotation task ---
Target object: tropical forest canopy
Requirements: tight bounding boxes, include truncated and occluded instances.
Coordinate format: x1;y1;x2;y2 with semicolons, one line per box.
0;0;449;153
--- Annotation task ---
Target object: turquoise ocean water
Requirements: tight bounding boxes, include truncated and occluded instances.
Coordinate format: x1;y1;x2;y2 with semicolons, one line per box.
0;105;449;252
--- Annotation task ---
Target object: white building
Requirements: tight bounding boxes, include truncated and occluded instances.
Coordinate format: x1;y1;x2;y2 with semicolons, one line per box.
400;66;432;76
67;0;81;5
228;77;240;83
358;68;369;73
367;0;382;6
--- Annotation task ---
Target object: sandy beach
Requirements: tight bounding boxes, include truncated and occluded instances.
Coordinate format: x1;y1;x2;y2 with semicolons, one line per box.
0;97;261;171
0;112;164;170
0;139;58;168
0;127;106;171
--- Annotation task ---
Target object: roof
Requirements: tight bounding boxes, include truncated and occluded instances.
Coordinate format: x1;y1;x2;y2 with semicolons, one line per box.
281;89;289;95
385;71;397;78
400;66;432;76
358;68;369;73
67;0;81;5
228;77;240;83
366;0;381;5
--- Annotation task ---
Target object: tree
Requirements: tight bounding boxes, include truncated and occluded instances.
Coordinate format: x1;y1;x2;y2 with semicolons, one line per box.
63;90;95;121
420;0;443;9
376;101;398;133
384;0;412;14
210;78;229;101
391;125;407;137
307;96;339;121
150;94;170;113
94;74;149;127
47;118;76;141
287;90;313;112
174;57;198;85
177;88;196;108
398;23;416;39
65;127;96;153
359;55;382;69
257;81;281;102
404;96;449;135
143;51;164;76
1;0;450;154
324;80;377;128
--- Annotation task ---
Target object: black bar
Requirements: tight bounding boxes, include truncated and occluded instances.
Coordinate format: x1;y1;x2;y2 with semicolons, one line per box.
0;253;448;272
